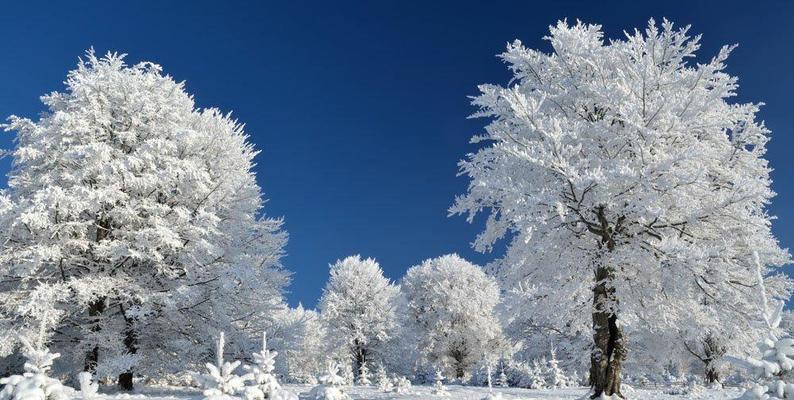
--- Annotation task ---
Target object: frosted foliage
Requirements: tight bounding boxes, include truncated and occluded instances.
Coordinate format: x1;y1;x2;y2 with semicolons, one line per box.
450;18;791;367
0;339;71;400
0;49;289;372
433;368;450;396
401;254;504;378
375;364;392;391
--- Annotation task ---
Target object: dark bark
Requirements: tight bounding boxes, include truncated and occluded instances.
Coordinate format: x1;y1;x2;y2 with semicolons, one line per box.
118;306;138;391
84;216;111;373
589;207;625;398
353;340;367;383
589;264;626;398
83;298;106;372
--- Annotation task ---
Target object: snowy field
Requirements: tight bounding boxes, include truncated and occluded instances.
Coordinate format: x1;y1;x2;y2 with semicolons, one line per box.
101;384;743;400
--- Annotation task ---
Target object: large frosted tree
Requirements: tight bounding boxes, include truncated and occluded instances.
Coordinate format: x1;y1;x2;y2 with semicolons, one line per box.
451;20;791;397
318;255;399;381
0;51;289;388
401;254;504;380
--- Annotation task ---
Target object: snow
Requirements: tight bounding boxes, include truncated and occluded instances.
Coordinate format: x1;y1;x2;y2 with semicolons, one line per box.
62;384;743;400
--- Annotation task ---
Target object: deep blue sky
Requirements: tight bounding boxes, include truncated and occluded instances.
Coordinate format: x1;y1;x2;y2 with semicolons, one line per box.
1;1;792;308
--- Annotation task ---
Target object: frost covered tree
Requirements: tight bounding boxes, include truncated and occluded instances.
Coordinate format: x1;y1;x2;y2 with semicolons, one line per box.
451;19;791;397
0;50;289;388
401;254;504;379
318;255;399;381
267;304;326;383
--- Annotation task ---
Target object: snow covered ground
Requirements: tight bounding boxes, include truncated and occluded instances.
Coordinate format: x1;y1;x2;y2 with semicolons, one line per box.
101;384;743;400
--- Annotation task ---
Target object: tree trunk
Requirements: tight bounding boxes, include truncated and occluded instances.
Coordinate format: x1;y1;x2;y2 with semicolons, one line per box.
589;265;626;398
704;362;719;384
84;216;111;373
118;312;137;391
353;340;366;384
83;298;106;372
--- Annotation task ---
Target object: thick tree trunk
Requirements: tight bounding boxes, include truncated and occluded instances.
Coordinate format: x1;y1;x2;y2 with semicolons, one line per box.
353;340;366;383
589;265;626;398
84;216;111;373
118;312;138;391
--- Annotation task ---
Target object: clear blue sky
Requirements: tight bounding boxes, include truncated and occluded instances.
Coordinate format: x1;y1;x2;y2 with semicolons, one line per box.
1;1;792;308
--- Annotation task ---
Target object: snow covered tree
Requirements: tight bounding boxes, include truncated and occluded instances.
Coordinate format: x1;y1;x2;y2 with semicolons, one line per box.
451;19;792;397
530;360;546;390
266;304;326;383
318;255;399;381
0;50;289;388
401;254;504;380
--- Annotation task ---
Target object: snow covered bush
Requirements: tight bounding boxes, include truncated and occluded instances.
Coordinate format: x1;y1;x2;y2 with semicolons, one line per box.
0;338;72;400
546;347;568;388
318;255;399;382
0;49;289;387
355;362;371;386
401;254;505;380
451;18;792;397
194;333;246;400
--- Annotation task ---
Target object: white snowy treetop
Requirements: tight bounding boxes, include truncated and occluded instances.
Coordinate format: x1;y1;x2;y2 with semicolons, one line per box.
318;255;400;360
450;19;791;353
0;49;289;371
401;254;505;376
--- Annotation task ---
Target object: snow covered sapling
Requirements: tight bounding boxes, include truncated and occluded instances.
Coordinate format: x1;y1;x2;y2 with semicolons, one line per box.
243;332;281;397
0;337;71;400
730;253;794;399
496;363;509;388
356;362;371;386
547;346;567;388
451;18;792;398
433;368;450;396
306;363;350;400
195;333;246;400
392;375;412;394
375;363;392;391
77;372;99;400
530;360;546;390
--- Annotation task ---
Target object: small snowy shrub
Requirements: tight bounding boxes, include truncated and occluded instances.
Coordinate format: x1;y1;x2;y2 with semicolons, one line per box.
391;375;412;394
375;363;392;391
194;332;246;400
305;363;350;400
432;368;450;396
77;372;99;400
0;338;72;400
